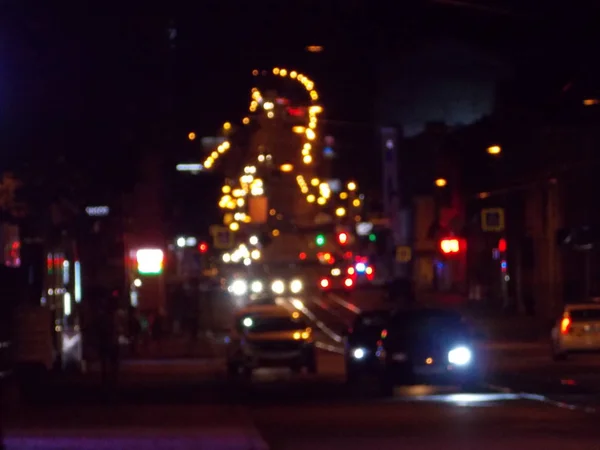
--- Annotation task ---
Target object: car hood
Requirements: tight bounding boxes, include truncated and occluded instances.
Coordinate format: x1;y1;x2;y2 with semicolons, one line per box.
246;330;306;341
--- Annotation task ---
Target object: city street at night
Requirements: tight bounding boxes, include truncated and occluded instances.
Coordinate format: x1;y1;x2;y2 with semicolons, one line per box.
3;3;600;450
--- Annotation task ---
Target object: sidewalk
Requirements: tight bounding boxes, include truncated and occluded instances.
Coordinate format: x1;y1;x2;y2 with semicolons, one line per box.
4;430;268;450
4;404;268;450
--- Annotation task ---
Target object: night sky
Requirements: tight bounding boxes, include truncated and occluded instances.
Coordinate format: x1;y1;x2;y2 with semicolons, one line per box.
0;2;599;184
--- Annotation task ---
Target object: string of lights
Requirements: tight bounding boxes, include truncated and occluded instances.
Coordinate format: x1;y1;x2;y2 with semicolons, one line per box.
197;66;365;236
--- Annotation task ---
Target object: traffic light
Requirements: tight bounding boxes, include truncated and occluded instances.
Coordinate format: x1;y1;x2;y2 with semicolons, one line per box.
440;238;460;254
316;234;326;247
337;232;348;245
198;242;209;253
498;238;507;252
368;233;376;242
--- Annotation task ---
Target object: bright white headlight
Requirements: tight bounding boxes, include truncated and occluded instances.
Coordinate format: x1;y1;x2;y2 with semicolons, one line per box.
271;279;285;295
290;279;303;294
352;348;366;360
448;346;472;366
250;280;263;293
229;280;247;296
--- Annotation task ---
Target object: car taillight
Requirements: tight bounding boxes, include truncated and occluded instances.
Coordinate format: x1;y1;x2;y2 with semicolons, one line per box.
320;278;330;289
344;278;353;288
560;317;571;334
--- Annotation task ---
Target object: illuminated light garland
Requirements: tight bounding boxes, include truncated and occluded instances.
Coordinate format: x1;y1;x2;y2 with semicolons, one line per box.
212;68;366;235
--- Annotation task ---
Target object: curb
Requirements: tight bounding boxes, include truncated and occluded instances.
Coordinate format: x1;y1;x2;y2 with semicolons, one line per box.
327;294;362;314
485;383;597;414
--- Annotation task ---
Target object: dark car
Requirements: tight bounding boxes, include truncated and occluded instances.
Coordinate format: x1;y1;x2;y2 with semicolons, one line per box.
226;305;317;377
379;308;481;394
344;310;391;382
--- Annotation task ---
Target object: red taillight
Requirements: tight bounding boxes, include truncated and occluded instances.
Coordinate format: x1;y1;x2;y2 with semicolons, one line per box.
560;317;571;334
344;278;353;288
320;278;330;289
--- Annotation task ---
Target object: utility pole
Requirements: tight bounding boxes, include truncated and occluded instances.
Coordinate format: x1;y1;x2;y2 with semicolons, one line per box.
381;126;411;299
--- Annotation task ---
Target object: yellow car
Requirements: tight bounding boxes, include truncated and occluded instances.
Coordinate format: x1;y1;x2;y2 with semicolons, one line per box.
226;304;316;377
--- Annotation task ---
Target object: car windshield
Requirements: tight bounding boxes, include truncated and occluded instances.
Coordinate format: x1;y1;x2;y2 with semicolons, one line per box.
355;312;389;331
390;310;469;340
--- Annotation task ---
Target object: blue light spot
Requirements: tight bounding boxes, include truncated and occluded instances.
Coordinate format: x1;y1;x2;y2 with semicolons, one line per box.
323;146;334;157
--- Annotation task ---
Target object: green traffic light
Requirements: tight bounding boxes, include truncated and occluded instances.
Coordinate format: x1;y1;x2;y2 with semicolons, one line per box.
369;233;376;242
316;234;326;247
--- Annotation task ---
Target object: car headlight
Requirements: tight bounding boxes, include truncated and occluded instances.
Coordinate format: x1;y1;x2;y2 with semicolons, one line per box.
448;346;472;366
351;347;367;360
229;280;247;296
290;279;303;294
250;280;263;293
293;328;312;340
271;279;285;294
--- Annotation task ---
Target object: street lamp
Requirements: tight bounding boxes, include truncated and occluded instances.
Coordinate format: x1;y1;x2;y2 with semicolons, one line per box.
306;45;324;53
435;178;448;187
487;145;501;155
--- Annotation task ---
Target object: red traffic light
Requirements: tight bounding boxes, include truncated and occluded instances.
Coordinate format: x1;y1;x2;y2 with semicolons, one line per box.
198;242;209;253
498;238;507;252
440;238;460;254
338;232;348;245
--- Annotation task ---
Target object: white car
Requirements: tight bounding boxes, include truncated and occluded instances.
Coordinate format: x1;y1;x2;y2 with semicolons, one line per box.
551;303;600;360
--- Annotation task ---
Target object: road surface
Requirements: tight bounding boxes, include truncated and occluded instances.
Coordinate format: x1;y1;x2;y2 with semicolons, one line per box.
5;363;600;449
5;290;600;449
